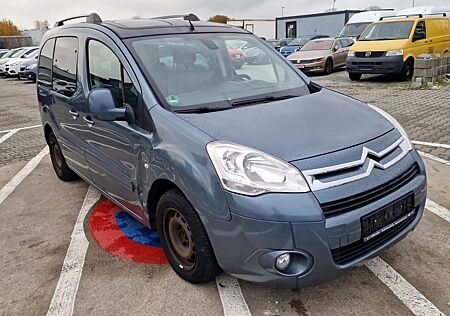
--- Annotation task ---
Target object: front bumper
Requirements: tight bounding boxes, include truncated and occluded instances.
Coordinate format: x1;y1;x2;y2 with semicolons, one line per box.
291;60;325;73
204;152;427;288
346;55;404;75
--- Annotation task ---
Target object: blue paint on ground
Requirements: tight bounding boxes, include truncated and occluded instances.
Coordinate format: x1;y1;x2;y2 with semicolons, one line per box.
115;211;161;247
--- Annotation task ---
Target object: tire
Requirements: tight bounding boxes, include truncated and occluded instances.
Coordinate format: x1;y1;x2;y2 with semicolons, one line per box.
323;59;333;75
48;133;78;181
156;189;222;284
349;73;362;81
401;59;414;80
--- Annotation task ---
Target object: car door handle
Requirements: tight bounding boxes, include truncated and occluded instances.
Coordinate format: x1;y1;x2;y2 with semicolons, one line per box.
83;116;95;127
69;109;79;119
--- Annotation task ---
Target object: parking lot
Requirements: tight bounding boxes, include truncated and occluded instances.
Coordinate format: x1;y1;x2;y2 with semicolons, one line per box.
0;70;449;316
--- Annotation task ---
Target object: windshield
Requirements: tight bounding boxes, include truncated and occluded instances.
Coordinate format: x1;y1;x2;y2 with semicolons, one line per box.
360;21;414;41
340;22;371;37
10;49;25;58
302;40;334;51
1;49;19;59
288;37;311;46
22;48;38;58
128;33;309;111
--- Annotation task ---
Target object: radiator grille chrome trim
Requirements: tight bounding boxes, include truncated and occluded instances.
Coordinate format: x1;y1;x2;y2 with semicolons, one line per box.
302;137;410;191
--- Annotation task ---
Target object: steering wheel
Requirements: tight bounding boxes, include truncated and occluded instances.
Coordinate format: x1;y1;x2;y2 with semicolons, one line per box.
236;74;251;81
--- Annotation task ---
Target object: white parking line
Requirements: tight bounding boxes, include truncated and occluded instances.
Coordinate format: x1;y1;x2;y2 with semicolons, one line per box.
216;274;252;316
366;257;444;316
412;140;450;150
426;199;450;223
0;130;17;145
418;151;450;167
47;186;100;316
0;124;41;134
0;146;49;206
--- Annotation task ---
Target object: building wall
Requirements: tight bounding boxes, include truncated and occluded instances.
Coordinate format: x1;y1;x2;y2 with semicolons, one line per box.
276;11;361;39
0;36;32;49
228;20;275;39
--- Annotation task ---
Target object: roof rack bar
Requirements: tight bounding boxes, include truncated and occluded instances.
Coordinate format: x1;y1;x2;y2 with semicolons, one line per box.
150;13;200;21
54;13;102;27
380;13;447;21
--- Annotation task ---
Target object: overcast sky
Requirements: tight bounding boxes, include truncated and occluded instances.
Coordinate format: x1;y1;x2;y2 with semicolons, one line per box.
1;0;449;29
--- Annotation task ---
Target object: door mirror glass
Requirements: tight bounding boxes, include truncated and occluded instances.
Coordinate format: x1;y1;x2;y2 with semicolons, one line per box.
88;88;134;122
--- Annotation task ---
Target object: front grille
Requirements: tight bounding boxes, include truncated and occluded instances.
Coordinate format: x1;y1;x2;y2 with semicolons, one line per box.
321;163;420;217
331;209;416;265
355;51;385;58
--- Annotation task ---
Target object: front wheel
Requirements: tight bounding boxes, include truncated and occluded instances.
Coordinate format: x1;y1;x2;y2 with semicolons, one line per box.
400;59;414;80
156;189;222;284
349;73;362;81
323;59;333;75
48;133;78;181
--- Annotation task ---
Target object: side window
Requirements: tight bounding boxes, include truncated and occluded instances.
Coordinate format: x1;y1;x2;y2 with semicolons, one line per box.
38;38;55;87
87;40;139;115
335;40;343;49
415;21;426;39
53;37;78;97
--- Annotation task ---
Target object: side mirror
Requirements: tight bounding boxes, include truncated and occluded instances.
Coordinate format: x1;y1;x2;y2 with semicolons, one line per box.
333;46;339;52
88;88;135;123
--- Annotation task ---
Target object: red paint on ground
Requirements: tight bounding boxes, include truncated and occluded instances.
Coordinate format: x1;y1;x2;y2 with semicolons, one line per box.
89;198;168;264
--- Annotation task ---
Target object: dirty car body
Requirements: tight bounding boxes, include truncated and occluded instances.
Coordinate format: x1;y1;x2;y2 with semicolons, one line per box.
37;14;427;288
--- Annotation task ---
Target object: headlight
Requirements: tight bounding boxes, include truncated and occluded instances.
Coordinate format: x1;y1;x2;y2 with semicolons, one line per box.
11;61;21;66
310;58;323;63
385;49;403;57
207;141;310;196
368;104;413;151
0;60;7;65
347;50;355;57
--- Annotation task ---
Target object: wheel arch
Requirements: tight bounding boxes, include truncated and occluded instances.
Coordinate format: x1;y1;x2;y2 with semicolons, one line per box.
146;178;180;228
44;123;53;145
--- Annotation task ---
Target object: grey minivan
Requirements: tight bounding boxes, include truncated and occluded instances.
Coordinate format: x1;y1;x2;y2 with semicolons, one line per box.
37;13;427;288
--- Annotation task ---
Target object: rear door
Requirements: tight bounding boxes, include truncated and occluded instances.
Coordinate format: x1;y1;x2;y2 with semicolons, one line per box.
84;38;145;219
37;37;89;179
50;37;90;179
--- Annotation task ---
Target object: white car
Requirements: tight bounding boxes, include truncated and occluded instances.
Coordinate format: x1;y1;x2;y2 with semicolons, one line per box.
5;50;39;78
339;10;396;39
0;46;38;75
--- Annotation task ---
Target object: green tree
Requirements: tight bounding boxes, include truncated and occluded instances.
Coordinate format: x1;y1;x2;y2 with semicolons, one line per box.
0;20;21;36
208;15;230;24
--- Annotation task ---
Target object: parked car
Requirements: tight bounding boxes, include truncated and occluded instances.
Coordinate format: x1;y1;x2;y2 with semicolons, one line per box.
339;10;396;39
227;48;245;69
243;46;270;64
6;50;39;78
38;13;427;288
280;35;329;57
23;62;37;82
396;5;450;17
267;38;293;51
0;46;38;75
347;15;450;80
288;38;354;75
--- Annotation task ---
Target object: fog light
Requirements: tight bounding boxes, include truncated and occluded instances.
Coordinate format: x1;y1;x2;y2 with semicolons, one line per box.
275;253;291;271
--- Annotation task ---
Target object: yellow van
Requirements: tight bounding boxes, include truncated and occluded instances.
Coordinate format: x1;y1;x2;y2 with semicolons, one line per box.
346;15;450;80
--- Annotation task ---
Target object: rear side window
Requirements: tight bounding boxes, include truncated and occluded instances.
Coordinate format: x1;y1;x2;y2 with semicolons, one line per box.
53;37;78;97
87;40;139;114
38;38;55;87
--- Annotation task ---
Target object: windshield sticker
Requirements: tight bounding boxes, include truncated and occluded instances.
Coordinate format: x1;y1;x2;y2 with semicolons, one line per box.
167;95;180;106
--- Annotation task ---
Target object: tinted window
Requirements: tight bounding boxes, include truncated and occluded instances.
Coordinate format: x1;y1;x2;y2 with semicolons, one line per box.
88;40;139;114
38;39;55;87
52;37;78;97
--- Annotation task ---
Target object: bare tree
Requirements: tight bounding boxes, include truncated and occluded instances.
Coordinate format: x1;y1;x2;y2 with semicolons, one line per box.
34;20;50;30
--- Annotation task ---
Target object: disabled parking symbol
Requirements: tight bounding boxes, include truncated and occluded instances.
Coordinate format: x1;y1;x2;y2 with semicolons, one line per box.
89;198;168;264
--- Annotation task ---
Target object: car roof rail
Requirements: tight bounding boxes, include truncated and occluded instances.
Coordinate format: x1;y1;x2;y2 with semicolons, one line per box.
54;13;102;27
380;14;423;20
150;13;200;22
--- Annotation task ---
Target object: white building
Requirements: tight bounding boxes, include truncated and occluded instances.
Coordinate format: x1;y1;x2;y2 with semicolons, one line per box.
227;19;275;39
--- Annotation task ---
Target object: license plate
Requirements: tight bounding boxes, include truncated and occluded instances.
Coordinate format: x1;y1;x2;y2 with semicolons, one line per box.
361;194;415;242
298;64;305;69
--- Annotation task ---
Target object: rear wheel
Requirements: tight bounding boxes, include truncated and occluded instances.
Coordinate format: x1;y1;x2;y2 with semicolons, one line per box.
48;133;78;181
349;73;362;81
157;189;222;284
323;59;333;75
400;59;414;80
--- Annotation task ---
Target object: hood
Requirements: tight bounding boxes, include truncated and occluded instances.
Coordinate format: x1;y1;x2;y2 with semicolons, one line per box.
281;45;300;53
288;50;330;60
178;89;394;162
352;39;408;52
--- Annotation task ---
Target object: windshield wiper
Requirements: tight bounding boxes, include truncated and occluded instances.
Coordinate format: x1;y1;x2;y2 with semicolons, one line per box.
231;95;299;107
174;106;231;114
